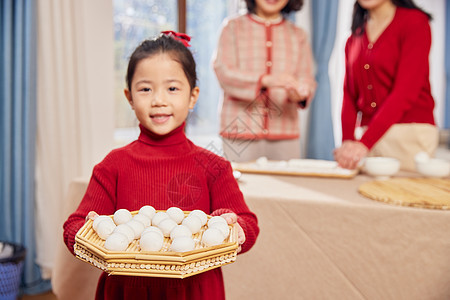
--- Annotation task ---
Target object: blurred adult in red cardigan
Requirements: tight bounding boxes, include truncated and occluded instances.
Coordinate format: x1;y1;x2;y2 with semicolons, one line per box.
334;0;438;171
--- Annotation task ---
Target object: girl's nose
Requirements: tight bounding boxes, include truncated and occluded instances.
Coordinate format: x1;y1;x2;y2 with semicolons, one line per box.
151;91;167;106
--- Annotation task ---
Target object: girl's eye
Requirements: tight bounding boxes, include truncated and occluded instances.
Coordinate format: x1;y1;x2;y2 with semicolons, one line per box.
168;86;178;92
140;88;151;92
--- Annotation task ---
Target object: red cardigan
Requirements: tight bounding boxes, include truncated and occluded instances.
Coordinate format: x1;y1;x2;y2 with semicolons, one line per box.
342;7;435;149
63;123;259;300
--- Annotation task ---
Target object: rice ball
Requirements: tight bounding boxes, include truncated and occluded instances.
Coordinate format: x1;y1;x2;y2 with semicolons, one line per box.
93;215;114;231
170;225;192;240
201;228;224;246
207;216;228;228
188;210;207;226
181;215;202;234
169;236;196;252
152;211;169;227
139;205;156;220
126;219;145;239
95;219;116;240
113;209;132;225
208;221;230;239
104;232;129;251
157;218;177;237
140;231;164;252
141;226;164;239
166;207;185;224
113;223;135;243
133;214;151;227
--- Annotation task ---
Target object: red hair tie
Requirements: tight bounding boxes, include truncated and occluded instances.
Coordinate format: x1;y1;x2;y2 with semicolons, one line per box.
161;31;191;47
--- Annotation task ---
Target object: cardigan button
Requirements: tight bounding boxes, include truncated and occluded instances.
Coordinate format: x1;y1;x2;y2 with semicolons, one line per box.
266;61;273;67
367;84;373;90
364;64;370;70
370;102;377;108
265;21;271;27
262;129;269;134
368;43;373;49
266;41;273;47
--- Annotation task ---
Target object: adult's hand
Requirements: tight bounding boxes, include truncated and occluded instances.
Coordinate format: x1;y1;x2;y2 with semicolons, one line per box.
334;140;369;169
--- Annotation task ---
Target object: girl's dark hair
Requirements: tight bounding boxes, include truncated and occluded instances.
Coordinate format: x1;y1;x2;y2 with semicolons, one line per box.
126;34;197;91
351;0;432;34
245;0;303;15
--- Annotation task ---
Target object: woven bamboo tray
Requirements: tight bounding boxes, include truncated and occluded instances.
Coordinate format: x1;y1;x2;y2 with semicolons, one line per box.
233;159;358;179
358;178;450;210
74;211;239;278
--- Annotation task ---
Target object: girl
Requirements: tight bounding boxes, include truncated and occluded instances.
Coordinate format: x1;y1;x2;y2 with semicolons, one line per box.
63;32;259;300
213;0;316;162
334;0;438;171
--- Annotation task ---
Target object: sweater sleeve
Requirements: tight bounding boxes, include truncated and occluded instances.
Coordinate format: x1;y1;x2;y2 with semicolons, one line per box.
213;17;263;102
207;159;259;254
63;157;118;255
341;37;358;142
360;14;432;149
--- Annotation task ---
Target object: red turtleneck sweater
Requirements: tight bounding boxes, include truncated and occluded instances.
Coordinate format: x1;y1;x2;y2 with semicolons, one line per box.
63;123;259;300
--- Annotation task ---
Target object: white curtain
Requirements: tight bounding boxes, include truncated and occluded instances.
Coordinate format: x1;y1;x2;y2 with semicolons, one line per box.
329;0;447;147
36;0;114;278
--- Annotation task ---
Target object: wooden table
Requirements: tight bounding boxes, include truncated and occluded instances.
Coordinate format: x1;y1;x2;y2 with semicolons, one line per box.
53;174;450;300
222;173;450;300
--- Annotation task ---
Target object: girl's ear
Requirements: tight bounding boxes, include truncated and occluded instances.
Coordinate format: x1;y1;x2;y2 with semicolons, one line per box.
189;87;200;110
124;88;134;110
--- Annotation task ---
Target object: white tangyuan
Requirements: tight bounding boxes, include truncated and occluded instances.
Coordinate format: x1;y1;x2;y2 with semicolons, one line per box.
169;236;196;252
181;215;202;234
188;210;207;226
104;232;129;251
201;228;224;246
141;226;164;239
113;223;135;243
208;222;230;239
139;205;156;220
207;216;228;227
113;209;132;225
140;231;164;252
152;211;170;227
95;219;116;240
133;214;151;227
93;215;114;231
166;207;185;224
126;219;145;239
157;218;177;237
170;225;192;240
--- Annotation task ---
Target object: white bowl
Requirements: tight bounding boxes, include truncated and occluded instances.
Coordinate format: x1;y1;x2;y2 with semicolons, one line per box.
363;157;400;180
416;158;450;178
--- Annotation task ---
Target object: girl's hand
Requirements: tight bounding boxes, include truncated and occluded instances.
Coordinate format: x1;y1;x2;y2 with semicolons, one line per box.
334;140;369;169
220;212;246;253
85;211;99;222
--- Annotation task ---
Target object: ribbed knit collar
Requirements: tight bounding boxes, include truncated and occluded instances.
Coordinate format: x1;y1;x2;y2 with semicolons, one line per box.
138;123;188;147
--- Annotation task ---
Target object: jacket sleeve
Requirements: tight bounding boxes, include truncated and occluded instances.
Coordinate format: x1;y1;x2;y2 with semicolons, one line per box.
213;17;264;102
341;37;358;142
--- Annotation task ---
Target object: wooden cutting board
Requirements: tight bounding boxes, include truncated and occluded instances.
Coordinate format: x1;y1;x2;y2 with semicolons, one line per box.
232;159;358;179
359;178;450;210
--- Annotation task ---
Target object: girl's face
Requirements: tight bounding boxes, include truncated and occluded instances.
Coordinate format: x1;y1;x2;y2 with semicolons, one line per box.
124;53;199;136
254;0;289;19
357;0;392;11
